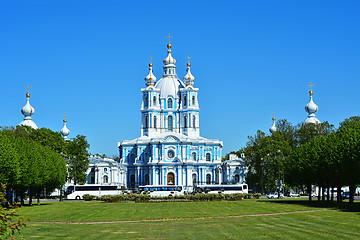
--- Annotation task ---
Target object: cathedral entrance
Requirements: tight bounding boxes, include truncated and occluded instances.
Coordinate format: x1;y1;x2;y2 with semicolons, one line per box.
167;172;175;185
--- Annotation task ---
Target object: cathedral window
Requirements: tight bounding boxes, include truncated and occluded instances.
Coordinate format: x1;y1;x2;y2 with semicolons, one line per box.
153;96;157;106
130;154;135;163
103;175;108;184
168;115;173;131
235;174;240;183
206;153;211;162
144;95;148;108
192;96;195;105
184;116;187;128
192;116;196;128
206;174;211;184
167;98;173;108
144;115;148;128
191;152;197;161
167;150;175;159
184;95;187;106
130;174;135;188
153;116;157;129
145;174;149;185
192;174;197;186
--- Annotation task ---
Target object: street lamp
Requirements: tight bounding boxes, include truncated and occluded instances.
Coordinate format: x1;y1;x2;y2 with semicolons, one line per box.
261;158;264;194
277;150;281;199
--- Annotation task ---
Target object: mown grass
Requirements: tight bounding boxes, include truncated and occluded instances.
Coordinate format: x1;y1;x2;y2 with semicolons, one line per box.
16;199;360;239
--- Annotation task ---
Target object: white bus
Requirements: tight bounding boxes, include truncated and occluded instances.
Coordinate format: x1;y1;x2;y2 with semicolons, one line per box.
139;185;186;197
66;185;122;200
195;184;249;194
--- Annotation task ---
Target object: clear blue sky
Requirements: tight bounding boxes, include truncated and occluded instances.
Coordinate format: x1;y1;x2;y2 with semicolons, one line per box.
1;1;359;157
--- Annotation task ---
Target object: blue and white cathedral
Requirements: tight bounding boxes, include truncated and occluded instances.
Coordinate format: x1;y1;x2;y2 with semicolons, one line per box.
118;42;246;190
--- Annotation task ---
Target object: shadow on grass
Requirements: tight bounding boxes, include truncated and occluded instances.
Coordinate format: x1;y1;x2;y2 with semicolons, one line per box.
257;199;360;213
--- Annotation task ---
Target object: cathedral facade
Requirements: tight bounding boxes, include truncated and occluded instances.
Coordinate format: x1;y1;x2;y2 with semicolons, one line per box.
118;43;246;190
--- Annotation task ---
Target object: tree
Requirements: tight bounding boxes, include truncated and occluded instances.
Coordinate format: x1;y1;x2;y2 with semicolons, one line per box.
66;135;90;185
0;183;27;239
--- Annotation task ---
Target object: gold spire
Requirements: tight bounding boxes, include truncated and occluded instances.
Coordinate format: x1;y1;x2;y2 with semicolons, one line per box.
272;112;275;121
25;84;31;98
149;56;153;67
63;113;67;123
186;56;191;67
308;82;314;96
166;34;173;49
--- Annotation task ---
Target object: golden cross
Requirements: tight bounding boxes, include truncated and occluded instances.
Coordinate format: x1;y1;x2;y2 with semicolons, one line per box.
186;56;191;62
166;34;173;43
25;84;31;92
308;82;314;90
63;113;67;118
149;56;152;63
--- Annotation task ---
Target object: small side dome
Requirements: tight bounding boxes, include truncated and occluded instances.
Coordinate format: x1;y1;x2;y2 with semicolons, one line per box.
145;60;157;87
269;115;278;134
21;92;35;117
19;87;38;129
305;97;318;114
183;60;195;87
61;117;70;139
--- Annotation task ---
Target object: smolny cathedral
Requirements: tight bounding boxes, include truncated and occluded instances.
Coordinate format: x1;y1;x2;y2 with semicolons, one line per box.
18;41;249;191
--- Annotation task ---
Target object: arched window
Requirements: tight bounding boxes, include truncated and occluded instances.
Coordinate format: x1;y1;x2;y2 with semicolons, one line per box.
153;116;157;129
144;115;148;128
184;95;187;106
192;96;196;105
168;115;173;131
167;98;173;109
145;174;149;185
206;174;211;184
144;95;148;108
184;115;187;128
206;153;211;162
89;168;95;184
103;175;108;184
167;172;175;185
192;116;196;128
130;154;135;163
130;174;135;188
191;152;197;161
153;96;157;106
192;173;197;186
235;174;240;183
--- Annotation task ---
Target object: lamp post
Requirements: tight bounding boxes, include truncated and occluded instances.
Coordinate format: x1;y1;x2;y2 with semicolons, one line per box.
266;153;270;194
277;150;281;199
261;158;264;194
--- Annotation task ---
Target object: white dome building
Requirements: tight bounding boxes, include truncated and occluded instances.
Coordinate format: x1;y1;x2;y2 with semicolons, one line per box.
118;41;246;190
269;115;278;134
19;86;38;129
303;84;321;125
60;115;70;140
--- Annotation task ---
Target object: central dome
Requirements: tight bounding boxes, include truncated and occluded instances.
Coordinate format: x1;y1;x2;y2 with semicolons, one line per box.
154;76;185;98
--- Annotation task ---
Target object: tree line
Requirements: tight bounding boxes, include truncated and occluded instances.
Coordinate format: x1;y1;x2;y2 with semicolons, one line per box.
0;126;90;205
232;116;360;204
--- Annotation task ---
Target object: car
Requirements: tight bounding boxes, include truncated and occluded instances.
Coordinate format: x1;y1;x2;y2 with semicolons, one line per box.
289;193;300;197
342;192;350;199
267;192;284;199
285;191;300;197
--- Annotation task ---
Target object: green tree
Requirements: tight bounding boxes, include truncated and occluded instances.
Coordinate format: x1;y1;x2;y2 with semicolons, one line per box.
66;135;90;185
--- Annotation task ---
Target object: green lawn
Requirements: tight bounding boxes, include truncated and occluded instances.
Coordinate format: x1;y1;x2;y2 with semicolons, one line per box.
16;199;360;239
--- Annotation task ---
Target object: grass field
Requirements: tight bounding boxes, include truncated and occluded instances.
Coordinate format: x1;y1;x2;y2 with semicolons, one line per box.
16;199;360;239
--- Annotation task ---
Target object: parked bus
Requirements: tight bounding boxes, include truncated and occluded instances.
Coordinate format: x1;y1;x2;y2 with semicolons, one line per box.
66;185;122;200
139;185;186;197
195;184;248;194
